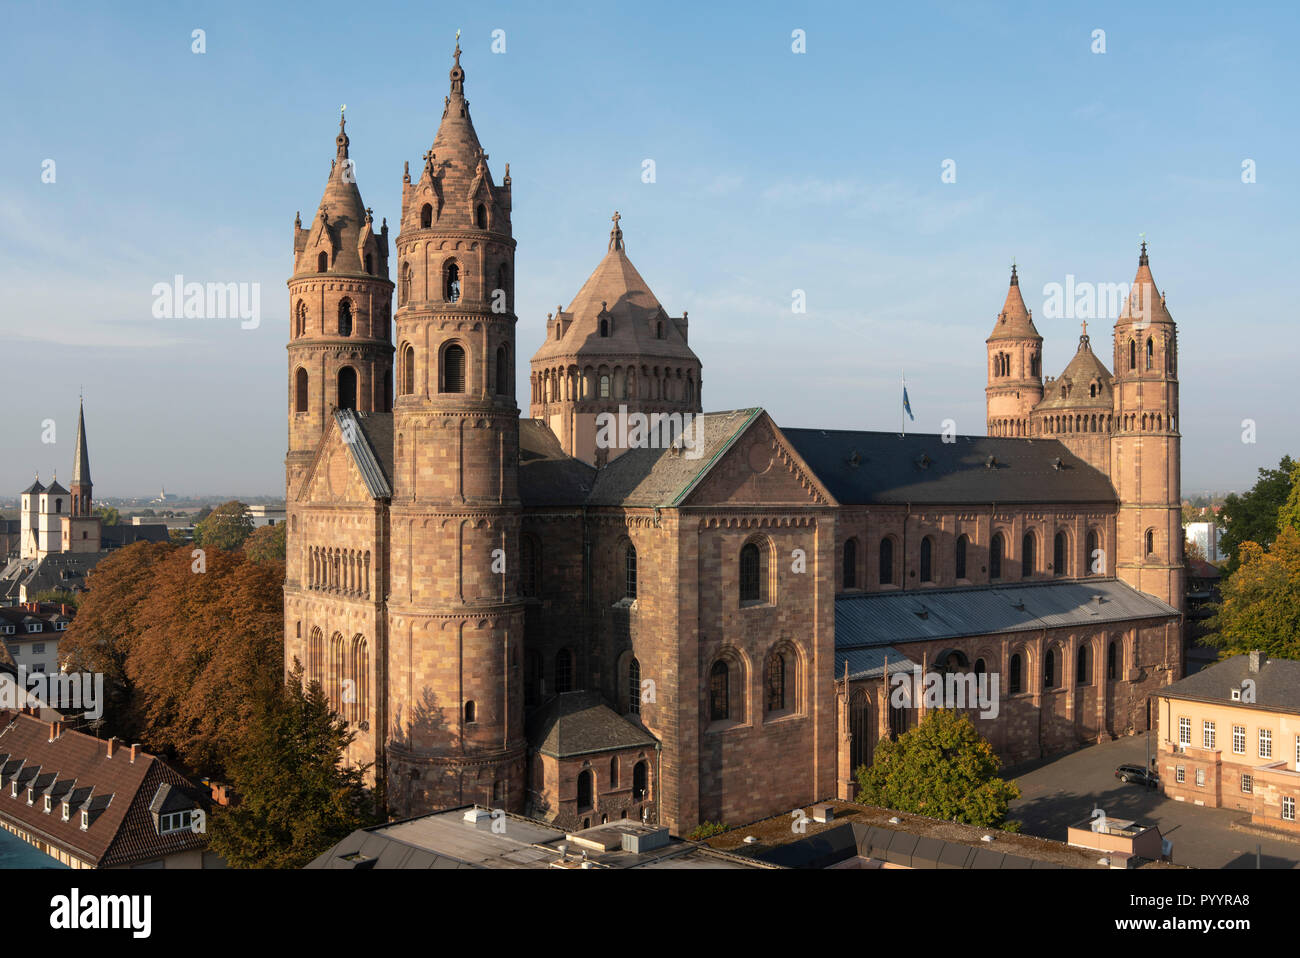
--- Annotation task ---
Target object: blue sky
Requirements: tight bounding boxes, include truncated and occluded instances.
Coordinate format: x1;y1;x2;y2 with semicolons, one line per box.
1;0;1296;497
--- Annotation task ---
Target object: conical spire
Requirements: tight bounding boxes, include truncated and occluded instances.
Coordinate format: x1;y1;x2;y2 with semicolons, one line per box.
298;112;370;274
72;398;91;487
1120;239;1173;326
431;40;485;164
987;262;1041;341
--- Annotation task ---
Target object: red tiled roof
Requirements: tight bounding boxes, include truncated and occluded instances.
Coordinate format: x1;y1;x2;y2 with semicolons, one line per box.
0;711;206;867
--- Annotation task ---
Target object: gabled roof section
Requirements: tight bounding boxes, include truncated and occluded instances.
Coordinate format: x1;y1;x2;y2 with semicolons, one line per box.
1158;654;1300;714
783;430;1116;506
518;420;596;507
836;579;1179;650
585;409;761;507
335;409;393;499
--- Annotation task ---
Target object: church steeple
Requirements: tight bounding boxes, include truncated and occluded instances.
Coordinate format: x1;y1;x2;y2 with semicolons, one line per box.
71;397;92;517
985;262;1044;437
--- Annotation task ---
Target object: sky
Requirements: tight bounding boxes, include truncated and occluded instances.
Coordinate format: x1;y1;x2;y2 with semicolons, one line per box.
1;0;1296;498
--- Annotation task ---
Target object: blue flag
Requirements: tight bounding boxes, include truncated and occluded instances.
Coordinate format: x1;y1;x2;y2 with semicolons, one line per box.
903;386;914;421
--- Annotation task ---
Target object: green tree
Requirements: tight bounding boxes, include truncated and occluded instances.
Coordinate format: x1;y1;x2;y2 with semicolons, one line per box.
1219;456;1296;571
94;505;119;526
1205;525;1300;660
33;588;79;610
854;709;1020;829
193;500;254;551
209;663;380;868
1276;463;1300;536
243;522;287;563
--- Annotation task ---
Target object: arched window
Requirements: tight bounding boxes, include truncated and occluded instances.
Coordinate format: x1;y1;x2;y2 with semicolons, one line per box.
576;769;593;810
364;253;373;275
1054;531;1067;576
420;204;433;228
1129;339;1137;369
520;535;539;597
990;533;1004;579
599;375;610;398
656;320;664;339
710;660;730;721
879;537;894;585
632;760;648;800
1086;529;1100;575
609;757;619;789
337;366;357;411
1146;337;1154;370
442;344;465;393
624;543;637;599
317;251;328;272
1089;382;1097;398
338;299;353;337
1107;640;1118;680
401;262;412;304
464;700;476;724
1009;653;1022;694
54;499;61;514
295;300;307;337
1146;529;1156;555
1044;648;1056;689
1021;532;1035;577
295;367;309;413
600;318;609;337
628;657;641;715
919;536;934;583
843;538;857;589
739;543;761;602
475;203;487;229
974;657;986;676
496;347;509;396
400;344;415;396
955;534;968;579
1076;645;1090;685
766;652;786;712
443;261;460;303
555;649;574;694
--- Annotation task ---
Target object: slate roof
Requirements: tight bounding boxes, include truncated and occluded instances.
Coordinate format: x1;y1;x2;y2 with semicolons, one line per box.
0;553;106;601
783;429;1116;506
836;578;1180;650
833;646;917;682
1158;654;1300;715
336;410;394;499
519;420;596;507
0;711;207;867
527;691;657;759
100;524;170;549
585;409;760;507
1038;334;1114;411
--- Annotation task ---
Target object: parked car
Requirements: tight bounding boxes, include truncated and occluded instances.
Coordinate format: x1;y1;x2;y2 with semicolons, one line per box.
1115;763;1159;788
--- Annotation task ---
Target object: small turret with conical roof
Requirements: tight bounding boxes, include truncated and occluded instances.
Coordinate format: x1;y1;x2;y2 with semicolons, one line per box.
985;263;1044;437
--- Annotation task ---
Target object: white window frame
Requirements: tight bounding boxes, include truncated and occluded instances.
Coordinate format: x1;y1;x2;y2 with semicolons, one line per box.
1233;725;1246;755
1203;720;1216;750
1242;774;1253;794
1260;728;1273;759
43;795;51;813
61;802;69;822
1195;768;1205;788
1178;716;1191;747
1176;766;1185;783
1285;797;1296;822
159;810;193;835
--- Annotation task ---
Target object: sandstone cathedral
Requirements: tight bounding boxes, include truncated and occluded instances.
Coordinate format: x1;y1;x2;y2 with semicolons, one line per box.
282;47;1183;834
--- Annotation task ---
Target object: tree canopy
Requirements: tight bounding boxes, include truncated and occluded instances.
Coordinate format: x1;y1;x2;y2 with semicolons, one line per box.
1219;456;1296;571
243;522;287;563
208;662;380;868
193;500;254;551
854;709;1020;829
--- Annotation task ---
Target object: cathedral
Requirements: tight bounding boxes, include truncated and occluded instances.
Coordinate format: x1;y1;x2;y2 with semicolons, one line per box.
282;47;1184;834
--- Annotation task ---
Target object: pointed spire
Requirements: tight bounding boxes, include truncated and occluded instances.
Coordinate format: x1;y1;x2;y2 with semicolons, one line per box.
72;398;91;488
1009;260;1019;287
449;36;465;96
609;211;624;252
987;262;1040;341
336;105;349;160
1139;236;1148;266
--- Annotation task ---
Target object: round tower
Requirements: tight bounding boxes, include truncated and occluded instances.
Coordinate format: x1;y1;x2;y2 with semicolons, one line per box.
285;113;394;500
529;213;703;466
1110;242;1183;612
985;264;1044;437
386;44;526;816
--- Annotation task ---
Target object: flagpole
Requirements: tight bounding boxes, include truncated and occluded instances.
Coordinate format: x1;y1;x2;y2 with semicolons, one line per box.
901;369;905;437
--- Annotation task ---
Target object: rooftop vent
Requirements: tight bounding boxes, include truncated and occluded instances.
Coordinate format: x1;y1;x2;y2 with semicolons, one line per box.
847;450;862;468
985;455;998;469
1052;457;1064;470
915;454;932;470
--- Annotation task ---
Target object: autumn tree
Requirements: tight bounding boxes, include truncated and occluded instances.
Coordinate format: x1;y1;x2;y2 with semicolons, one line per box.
1205;525;1300;660
855;709;1020;829
1219;456;1296;571
243;522;287;563
193;500;254;551
209;663;380;868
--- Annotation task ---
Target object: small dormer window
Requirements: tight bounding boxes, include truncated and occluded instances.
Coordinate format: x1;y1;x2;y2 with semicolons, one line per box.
43;795;51;813
80;810;89;830
317;251;328;273
61;802;70;821
159;810;193;835
26;788;34;806
9;783;16;798
1231;688;1242;701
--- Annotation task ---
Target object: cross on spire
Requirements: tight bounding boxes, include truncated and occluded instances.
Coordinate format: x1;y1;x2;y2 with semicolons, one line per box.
609;211;624;252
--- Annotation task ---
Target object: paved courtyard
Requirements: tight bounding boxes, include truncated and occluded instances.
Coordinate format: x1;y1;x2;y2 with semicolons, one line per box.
1007;734;1300;869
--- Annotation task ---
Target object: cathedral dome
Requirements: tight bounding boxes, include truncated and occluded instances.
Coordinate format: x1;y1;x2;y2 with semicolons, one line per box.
1037;328;1113;410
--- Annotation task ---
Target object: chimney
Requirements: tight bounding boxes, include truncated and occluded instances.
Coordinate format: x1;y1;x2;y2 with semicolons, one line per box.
129;743;139;763
106;737;116;759
60;604;69;615
48;720;61;741
1249;650;1263;674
